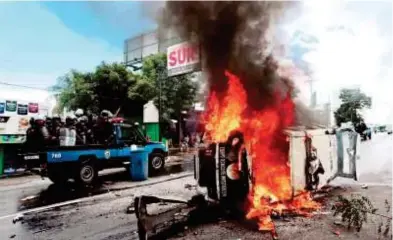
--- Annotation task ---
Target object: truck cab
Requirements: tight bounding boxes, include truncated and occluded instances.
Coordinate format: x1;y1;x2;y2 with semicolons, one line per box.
113;121;168;172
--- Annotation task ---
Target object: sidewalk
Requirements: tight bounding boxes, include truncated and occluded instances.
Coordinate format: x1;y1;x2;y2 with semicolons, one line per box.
0;168;33;179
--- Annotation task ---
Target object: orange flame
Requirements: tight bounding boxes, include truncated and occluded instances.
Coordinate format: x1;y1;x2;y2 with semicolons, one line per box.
203;70;320;234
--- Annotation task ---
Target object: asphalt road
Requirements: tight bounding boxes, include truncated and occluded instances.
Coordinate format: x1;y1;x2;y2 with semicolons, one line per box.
0;152;195;217
333;133;392;186
0;135;391;240
357;133;392;184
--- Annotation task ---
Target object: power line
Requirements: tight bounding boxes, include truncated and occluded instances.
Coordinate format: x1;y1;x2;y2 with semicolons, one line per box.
0;81;55;92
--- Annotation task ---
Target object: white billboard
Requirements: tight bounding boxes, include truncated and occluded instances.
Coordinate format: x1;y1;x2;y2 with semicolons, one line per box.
167;41;201;77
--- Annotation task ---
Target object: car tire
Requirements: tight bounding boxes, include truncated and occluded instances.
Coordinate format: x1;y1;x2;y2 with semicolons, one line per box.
47;165;69;185
75;160;98;185
149;153;165;175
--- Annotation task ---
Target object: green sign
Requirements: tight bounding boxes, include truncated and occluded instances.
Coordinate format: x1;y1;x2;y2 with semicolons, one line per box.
0;135;26;144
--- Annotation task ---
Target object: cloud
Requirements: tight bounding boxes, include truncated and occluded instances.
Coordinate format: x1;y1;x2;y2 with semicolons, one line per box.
287;1;392;123
0;2;122;91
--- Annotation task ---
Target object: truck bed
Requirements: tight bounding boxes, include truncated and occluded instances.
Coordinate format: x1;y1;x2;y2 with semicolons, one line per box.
21;144;131;167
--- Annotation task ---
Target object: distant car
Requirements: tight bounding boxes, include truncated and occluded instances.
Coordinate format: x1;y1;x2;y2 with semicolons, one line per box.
386;125;392;135
361;128;372;141
377;125;387;133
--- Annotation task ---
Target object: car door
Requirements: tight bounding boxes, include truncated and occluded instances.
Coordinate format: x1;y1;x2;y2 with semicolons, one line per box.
334;128;359;180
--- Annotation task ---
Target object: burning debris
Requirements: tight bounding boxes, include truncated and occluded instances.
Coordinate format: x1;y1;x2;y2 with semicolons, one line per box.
160;1;322;236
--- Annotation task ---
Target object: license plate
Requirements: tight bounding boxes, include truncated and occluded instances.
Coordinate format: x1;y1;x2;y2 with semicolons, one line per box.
24;155;40;160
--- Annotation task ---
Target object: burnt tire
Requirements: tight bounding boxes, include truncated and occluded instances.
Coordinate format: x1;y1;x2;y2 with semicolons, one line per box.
149;153;165;175
47;165;69;185
75;160;98;185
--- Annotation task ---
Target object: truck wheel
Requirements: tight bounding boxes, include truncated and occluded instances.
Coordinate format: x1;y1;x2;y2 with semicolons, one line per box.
149;153;165;174
47;166;69;185
76;161;98;185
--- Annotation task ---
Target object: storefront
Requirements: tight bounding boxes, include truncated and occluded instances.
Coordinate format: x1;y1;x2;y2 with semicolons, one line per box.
0;86;56;175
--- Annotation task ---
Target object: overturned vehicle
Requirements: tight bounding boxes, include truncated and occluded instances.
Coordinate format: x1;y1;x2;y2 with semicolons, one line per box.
135;125;360;239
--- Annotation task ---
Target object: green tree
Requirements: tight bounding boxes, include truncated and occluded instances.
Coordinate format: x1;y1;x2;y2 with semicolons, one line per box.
138;53;199;122
55;62;149;117
55;54;199;128
334;88;372;126
54;70;97;112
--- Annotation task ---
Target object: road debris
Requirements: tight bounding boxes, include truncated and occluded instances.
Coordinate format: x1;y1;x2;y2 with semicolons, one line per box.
20;195;37;202
334;221;344;226
361;184;368;189
126;206;135;214
332;230;341;236
33;228;52;234
184;184;196;190
316;211;332;215
12;214;24;224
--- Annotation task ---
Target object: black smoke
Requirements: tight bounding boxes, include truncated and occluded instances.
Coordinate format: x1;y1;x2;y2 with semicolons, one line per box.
159;1;298;110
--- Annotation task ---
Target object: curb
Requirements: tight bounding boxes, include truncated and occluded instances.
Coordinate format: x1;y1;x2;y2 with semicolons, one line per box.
102;172;194;192
0;172;194;221
0;171;34;180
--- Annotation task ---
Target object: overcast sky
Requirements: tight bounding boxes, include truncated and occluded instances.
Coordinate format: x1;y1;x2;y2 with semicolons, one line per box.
286;0;392;124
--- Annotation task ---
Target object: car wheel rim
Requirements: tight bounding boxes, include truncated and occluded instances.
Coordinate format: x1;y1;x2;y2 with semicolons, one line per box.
81;165;94;182
152;157;163;169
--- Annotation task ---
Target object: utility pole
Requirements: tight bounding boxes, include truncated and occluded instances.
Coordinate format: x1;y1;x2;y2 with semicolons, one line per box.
304;77;316;111
158;64;163;141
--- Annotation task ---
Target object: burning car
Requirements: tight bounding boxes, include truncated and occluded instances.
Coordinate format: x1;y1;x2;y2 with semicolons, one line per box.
134;71;360;240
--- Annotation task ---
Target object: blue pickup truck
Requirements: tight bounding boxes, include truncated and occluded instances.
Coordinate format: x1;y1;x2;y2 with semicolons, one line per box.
21;122;168;185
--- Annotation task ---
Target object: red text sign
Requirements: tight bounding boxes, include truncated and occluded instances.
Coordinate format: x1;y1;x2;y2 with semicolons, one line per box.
167;41;200;77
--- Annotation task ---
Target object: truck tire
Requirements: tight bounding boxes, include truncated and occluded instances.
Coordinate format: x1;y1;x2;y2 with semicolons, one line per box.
47;165;69;185
149;153;165;174
75;161;98;185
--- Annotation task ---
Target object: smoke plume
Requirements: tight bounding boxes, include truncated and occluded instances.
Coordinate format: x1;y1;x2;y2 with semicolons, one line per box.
160;1;298;110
